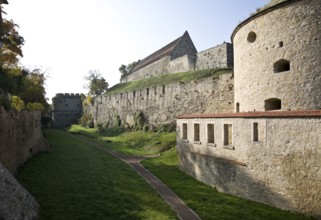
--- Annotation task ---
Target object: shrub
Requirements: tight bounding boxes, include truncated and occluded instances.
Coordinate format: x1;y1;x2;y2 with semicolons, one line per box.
26;102;45;111
10;95;25;111
83;95;93;106
79;113;94;128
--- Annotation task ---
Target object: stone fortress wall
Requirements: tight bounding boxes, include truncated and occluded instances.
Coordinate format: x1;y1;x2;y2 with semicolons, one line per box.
89;72;234;128
195;43;233;70
176;0;321;218
81;0;321;217
52;93;83;128
233;0;321;112
0;107;48;219
0;108;48;173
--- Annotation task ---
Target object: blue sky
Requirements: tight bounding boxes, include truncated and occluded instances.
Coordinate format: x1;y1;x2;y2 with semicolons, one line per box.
5;0;270;102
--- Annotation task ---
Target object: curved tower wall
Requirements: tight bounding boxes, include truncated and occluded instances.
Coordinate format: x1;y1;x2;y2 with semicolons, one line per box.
232;0;321;112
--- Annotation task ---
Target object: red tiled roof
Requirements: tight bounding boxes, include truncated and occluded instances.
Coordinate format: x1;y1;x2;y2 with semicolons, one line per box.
129;32;186;73
177;110;321;119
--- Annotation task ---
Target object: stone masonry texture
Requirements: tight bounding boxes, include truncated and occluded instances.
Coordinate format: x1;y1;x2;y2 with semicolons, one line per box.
232;0;321;112
0;161;39;220
0;107;47;219
177;115;321;218
0;108;48;173
195;43;233;70
86;72;234;128
52;93;83;128
175;0;321;218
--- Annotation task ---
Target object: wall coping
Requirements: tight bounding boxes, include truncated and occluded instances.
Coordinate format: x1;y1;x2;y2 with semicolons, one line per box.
177;110;321;119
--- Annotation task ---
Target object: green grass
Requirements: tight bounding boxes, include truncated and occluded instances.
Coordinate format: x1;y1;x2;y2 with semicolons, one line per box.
68;125;310;220
69;125;176;155
106;68;232;95
16;129;177;220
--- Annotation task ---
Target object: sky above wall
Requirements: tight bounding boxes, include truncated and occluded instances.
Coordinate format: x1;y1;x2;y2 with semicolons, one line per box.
5;0;270;103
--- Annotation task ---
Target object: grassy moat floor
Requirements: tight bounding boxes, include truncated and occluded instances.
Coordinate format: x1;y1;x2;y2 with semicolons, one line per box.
16;126;310;220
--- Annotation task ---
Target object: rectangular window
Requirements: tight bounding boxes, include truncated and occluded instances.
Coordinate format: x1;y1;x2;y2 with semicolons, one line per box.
146;88;149;96
223;124;232;145
207;124;214;144
162;85;165;94
194;123;200;142
182;123;188;140
253;122;258;142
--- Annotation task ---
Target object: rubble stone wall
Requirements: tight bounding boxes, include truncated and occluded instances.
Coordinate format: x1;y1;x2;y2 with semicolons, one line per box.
87;72;234;128
0;108;47;173
176;116;321;218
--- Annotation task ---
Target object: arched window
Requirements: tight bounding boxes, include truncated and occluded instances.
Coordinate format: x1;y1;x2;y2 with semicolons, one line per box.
236;103;240;113
274;59;290;73
264;98;281;111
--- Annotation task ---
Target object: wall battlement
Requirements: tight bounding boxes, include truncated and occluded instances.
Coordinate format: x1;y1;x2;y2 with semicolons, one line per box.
52;93;83;128
86;71;234;128
54;93;83;97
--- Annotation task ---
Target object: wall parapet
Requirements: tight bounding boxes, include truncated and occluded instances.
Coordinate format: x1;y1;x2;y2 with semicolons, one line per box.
85;71;234;128
54;93;83;98
231;0;300;42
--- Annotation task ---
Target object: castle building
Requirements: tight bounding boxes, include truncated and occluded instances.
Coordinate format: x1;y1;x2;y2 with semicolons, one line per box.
123;31;233;82
83;0;320;217
87;31;235;129
176;0;321;217
52;93;83;128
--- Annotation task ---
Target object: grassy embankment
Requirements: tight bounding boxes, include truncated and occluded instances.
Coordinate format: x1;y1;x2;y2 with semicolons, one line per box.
16;129;177;220
66;125;309;220
106;68;232;95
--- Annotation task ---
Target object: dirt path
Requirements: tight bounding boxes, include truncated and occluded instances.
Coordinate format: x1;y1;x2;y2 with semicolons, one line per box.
70;134;201;220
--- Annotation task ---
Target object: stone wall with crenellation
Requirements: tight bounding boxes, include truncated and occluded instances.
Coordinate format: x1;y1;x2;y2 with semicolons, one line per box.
52;93;83;128
86;72;234;129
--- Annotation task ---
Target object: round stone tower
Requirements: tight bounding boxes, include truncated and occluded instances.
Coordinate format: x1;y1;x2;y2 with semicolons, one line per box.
232;0;321;112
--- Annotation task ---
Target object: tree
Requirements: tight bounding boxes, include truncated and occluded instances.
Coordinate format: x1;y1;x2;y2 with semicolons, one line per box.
84;70;108;96
119;60;139;81
0;15;49;115
0;19;24;69
119;64;127;80
19;68;47;104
